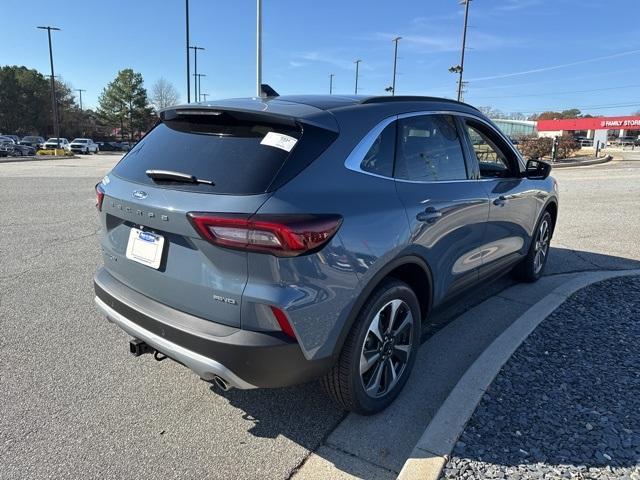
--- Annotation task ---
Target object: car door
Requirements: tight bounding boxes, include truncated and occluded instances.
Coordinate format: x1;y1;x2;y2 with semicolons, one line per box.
393;113;491;304
459;118;539;280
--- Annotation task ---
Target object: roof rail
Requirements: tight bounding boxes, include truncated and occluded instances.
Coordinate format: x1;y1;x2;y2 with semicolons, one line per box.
360;95;479;111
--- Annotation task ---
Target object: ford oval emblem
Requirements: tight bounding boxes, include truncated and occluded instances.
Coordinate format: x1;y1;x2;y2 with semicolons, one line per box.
132;190;148;199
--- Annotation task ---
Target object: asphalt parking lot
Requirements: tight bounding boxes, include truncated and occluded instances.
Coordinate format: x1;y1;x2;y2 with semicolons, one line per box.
1;152;639;479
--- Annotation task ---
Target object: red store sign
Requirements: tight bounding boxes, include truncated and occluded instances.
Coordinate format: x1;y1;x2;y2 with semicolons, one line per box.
537;116;640;131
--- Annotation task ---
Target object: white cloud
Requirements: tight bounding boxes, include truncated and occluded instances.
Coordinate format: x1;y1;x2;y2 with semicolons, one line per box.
295;50;375;71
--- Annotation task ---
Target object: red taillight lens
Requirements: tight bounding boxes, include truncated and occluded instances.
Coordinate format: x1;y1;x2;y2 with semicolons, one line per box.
187;213;343;257
95;183;105;211
270;306;296;340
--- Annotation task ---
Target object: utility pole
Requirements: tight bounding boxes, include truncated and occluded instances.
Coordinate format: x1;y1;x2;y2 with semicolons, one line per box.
185;0;191;103
391;36;401;96
354;59;362;95
457;0;471;102
194;74;206;101
256;0;262;97
329;74;334;94
37;26;61;148
76;89;86;110
189;45;205;101
201;93;209;102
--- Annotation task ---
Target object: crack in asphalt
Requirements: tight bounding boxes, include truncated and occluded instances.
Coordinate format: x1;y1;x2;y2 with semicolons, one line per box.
0;227;100;282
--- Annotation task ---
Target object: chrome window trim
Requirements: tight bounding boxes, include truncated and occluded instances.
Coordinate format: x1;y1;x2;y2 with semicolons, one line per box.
344;110;526;183
344;114;398;180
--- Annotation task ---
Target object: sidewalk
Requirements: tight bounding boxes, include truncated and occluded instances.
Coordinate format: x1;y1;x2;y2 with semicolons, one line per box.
441;276;640;480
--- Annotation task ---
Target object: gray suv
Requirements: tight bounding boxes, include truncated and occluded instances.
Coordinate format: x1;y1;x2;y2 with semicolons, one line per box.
94;95;558;414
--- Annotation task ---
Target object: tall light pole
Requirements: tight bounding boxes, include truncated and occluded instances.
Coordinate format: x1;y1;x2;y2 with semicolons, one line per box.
329;74;334;94
354;59;362;95
189;45;205;101
37;26;61;148
185;0;191;103
76;88;86;110
201;93;209;102
391;36;402;96
256;0;262;97
457;0;471;101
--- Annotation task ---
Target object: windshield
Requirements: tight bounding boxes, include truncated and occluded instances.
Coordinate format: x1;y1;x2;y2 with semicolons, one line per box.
72;139;88;143
23;136;40;141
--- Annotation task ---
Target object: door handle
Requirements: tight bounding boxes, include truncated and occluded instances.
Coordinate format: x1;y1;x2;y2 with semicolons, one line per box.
493;195;508;207
416;206;442;224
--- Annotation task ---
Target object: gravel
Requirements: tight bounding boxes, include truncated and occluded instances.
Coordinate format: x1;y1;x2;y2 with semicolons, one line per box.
442;276;640;480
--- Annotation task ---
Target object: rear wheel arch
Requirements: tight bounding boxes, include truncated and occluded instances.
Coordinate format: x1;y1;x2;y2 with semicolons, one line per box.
545;199;558;235
331;254;433;359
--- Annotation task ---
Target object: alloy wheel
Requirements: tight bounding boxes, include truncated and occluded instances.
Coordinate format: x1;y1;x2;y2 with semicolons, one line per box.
533;218;550;274
359;299;414;398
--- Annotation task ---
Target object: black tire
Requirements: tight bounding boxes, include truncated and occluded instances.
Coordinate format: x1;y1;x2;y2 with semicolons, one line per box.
322;278;421;414
512;211;553;283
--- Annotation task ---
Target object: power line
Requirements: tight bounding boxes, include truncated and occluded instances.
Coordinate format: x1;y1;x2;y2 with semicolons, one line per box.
518;102;640;114
471;83;640;100
427;66;640;95
467;48;640;82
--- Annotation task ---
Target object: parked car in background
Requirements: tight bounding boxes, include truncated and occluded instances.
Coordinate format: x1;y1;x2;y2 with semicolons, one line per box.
1;134;21;144
70;138;99;154
574;136;593;147
43;138;71;151
0;136;12;157
0;136;36;156
97;141;124;151
616;136;639;147
94;94;559;414
119;142;132;151
19;136;46;149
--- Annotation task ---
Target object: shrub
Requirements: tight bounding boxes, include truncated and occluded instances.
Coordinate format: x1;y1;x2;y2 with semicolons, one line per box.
518;136;553;159
557;134;580;159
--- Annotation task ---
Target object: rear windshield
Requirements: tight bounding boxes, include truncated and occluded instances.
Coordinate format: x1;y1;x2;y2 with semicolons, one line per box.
112;113;302;194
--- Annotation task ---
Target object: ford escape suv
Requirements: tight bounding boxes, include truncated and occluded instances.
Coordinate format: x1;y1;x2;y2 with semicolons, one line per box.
94;94;558;414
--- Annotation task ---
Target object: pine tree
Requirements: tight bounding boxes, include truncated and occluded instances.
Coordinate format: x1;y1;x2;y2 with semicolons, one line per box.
97;69;155;140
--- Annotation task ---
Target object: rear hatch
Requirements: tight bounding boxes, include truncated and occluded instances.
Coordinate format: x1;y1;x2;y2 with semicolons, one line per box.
98;102;337;327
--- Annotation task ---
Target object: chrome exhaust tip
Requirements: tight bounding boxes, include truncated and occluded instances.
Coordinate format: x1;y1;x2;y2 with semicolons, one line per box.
213;375;231;391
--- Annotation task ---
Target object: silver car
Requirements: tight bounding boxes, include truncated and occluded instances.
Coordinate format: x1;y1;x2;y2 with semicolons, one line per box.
70;138;99;154
94;95;558;413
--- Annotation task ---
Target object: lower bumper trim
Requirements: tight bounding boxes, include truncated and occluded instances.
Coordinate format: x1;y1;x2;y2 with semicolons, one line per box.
95;296;257;389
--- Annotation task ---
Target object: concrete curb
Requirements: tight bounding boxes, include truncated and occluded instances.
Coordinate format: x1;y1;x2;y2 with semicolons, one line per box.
397;268;640;480
552;154;612;168
0;155;79;163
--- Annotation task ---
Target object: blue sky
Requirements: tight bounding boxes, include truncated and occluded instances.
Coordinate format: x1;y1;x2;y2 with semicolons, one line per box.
1;0;639;116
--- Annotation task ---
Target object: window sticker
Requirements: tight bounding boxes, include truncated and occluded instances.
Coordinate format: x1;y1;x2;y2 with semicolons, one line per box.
260;132;298;152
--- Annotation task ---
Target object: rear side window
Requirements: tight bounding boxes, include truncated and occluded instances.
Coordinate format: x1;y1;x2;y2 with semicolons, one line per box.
112;113;302;194
394;114;468;182
360;122;395;177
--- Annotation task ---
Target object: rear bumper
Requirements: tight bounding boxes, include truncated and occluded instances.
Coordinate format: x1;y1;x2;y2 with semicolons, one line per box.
94;268;333;388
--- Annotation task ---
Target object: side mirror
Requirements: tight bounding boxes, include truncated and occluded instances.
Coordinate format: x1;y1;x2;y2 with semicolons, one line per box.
525;159;551;180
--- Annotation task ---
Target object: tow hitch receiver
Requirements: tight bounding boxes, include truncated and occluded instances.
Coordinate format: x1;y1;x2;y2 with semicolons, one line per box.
129;338;154;356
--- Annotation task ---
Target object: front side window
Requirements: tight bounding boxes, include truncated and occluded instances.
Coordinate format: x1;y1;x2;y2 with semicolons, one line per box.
394;114;467;182
463;121;517;178
360;122;395;177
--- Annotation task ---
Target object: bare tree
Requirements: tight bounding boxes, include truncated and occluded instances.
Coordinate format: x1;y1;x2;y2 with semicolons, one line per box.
151;78;179;111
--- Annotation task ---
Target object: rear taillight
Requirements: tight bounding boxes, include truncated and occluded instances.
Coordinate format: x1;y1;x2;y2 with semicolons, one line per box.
95;183;105;211
187;213;343;257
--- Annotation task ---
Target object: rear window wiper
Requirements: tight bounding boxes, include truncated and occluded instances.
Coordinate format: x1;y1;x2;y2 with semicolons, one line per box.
145;169;215;186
